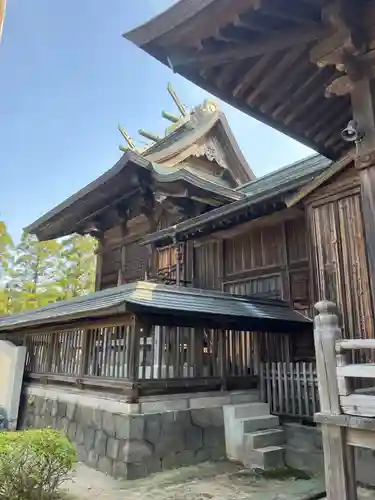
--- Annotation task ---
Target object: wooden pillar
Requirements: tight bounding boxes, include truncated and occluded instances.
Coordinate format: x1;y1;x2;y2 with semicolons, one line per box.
128;315;141;402
314;301;357;500
94;236;104;291
350;78;375;317
174;237;182;286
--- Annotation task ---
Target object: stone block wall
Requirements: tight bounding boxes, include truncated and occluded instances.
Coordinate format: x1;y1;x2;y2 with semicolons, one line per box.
284;423;375;487
21;394;226;480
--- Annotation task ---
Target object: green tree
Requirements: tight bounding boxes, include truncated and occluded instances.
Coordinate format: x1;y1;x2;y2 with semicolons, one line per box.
11;232;63;311
58;235;96;299
0;219;13;275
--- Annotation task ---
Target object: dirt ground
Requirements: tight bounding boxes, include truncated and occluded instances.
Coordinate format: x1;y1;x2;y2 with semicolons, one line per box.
63;461;327;500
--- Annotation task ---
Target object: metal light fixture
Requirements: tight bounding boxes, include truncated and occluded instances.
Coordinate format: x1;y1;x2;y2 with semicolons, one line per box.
341;120;365;143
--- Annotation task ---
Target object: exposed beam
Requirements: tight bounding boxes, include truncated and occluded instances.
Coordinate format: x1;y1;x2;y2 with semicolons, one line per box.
304;101;347;137
232;54;273;97
260;57;311;113
261;2;321;27
246;46;305;106
271;67;327;119
325;74;356;96
312;111;350;144
160;0;261;48
216;60;242;90
172;25;329;68
283;72;337;125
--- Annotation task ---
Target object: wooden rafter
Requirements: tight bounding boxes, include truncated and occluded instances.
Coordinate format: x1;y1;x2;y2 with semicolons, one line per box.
232;54;273;98
271;67;327;119
260;57;311;113
246;46;305;106
172;25;329;68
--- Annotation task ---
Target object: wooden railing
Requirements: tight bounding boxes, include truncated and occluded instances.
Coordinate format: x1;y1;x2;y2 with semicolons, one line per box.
313;300;375;500
20;316;259;398
260;361;319;419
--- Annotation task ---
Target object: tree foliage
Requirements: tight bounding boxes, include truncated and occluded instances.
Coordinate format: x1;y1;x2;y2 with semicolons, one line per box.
0;220;96;316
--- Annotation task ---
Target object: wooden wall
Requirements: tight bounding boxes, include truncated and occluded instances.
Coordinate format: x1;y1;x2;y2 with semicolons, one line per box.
306;165;374;339
192;213;311;317
191;212;314;361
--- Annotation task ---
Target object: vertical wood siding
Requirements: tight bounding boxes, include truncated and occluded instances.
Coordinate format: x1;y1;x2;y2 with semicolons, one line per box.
309;192;374;339
194;240;221;290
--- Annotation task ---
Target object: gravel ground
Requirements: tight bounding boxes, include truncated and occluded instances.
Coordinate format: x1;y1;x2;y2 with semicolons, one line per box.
63;462;327;500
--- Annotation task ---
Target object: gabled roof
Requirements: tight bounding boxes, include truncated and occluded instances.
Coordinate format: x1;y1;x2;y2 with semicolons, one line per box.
124;0;351;160
143;153;331;247
25;150;243;241
0;280;311;333
142;104;255;185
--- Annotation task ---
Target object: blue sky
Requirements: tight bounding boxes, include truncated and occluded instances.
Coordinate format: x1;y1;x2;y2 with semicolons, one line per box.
0;0;312;240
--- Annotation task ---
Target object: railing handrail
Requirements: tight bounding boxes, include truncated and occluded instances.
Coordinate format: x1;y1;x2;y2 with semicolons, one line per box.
336;339;375;352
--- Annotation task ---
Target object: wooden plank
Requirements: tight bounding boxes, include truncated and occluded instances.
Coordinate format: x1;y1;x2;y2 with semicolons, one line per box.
337;364;375;379
340;394;375;417
283;363;290;415
177;26;329;68
347;427;375;450
277;362;283;414
290;362;297;416
303;362;309;416
271;362;277;413
315;411;375;430
321;424;357;500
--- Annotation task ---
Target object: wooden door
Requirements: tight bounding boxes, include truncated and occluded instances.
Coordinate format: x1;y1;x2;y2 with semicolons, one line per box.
309;192;373;339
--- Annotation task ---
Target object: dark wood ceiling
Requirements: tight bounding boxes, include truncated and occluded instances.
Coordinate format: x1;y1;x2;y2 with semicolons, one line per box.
125;0;360;160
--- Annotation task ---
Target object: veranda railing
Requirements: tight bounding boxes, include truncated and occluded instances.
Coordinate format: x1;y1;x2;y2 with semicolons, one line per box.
260;361;320;419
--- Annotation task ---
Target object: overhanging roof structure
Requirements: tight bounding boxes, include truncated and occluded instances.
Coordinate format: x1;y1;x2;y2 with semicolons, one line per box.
124;0;356;160
142;153;331;247
25;150;244;241
0;280;312;333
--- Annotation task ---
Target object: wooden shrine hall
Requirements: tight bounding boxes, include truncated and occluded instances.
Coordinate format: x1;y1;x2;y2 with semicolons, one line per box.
4;0;375;488
124;0;375;496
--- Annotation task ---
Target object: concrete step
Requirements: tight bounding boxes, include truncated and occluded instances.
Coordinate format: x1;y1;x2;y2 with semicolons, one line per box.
243;415;280;433
243;445;285;471
244;428;285;449
229;390;260;404
234;402;270;419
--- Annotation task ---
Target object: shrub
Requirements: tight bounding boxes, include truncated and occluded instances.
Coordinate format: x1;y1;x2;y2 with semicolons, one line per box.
0;428;77;500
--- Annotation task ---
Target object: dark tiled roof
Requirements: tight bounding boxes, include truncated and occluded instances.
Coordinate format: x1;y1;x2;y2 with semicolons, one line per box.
0;281;311;333
238;154;331;197
142;154;331;246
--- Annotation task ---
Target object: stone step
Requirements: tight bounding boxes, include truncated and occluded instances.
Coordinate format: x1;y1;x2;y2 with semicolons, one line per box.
244;428;285;450
243;415;279;433
234;402;270;419
243;445;285;471
229;391;260;404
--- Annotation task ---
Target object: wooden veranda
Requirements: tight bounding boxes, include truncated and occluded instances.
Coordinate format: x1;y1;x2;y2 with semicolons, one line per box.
0;281;312;402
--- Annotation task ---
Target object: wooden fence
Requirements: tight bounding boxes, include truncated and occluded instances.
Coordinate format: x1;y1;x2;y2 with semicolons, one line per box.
260;361;320;419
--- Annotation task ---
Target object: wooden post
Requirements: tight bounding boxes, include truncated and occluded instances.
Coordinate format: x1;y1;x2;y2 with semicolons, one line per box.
174;238;181;286
129;315;141;402
314;301;357;500
351;77;375;318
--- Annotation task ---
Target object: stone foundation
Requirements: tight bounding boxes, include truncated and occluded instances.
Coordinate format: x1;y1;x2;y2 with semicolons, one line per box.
284;422;375;487
19;384;254;480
